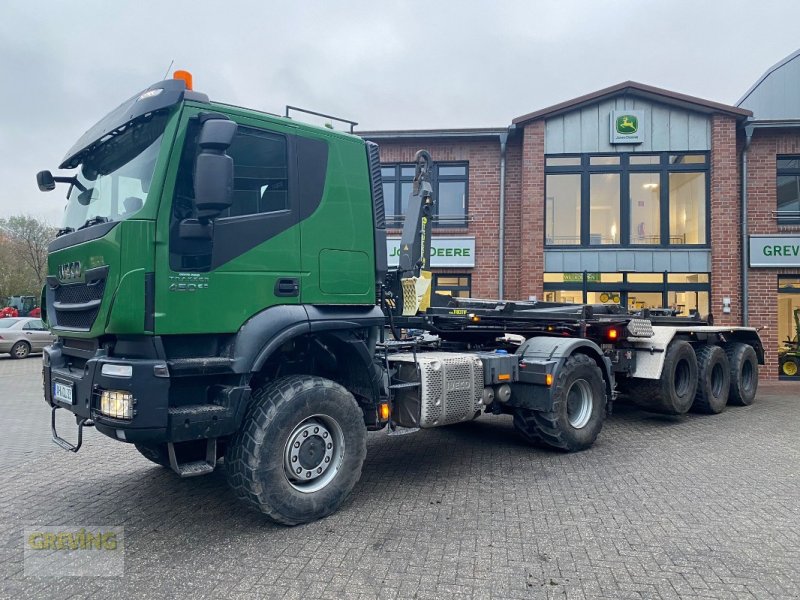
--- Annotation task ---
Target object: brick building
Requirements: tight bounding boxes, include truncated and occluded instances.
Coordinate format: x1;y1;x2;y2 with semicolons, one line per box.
738;50;800;380
361;49;800;381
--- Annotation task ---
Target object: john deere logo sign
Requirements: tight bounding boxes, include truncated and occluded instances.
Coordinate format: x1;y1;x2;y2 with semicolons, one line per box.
610;110;645;144
616;115;638;134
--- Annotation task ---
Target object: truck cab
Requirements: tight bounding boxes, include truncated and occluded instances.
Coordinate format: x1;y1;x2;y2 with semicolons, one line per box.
40;75;387;460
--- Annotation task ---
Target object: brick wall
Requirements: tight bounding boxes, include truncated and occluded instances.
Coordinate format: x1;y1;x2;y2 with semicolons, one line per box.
745;130;800;380
710;114;742;327
518;121;545;300
374;139;507;299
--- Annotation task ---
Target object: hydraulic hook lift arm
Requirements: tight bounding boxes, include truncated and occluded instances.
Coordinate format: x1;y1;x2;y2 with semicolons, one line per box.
397;150;435;315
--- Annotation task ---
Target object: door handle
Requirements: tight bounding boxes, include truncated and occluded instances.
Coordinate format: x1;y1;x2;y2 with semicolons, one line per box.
274;278;300;297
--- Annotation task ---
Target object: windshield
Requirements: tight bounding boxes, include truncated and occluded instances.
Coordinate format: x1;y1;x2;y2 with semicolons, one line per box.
61;112;169;232
0;319;21;328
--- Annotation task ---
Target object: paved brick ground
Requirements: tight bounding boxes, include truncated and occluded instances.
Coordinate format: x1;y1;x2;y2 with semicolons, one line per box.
1;357;798;599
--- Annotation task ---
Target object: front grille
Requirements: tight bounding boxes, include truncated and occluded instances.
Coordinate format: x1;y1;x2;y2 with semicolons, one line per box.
48;265;109;331
55;280;106;305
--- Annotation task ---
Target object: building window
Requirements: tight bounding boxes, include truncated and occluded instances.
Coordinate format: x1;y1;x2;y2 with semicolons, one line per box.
629;173;660;244
433;274;471;298
669;172;706;244
589;173;620;244
542;272;710;317
544;152;709;247
777;156;800;225
545;174;581;245
382;163;468;227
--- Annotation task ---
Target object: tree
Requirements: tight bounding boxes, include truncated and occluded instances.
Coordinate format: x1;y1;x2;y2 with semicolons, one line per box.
0;215;56;300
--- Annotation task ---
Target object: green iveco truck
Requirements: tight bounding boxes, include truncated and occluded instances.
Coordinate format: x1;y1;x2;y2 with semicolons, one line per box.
38;74;764;525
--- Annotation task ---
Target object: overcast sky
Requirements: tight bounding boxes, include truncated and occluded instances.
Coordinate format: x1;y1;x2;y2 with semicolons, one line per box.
2;0;799;224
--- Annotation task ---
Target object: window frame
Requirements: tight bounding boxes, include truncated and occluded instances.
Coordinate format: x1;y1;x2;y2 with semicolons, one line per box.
542;271;711;314
544;152;710;248
776;156;800;225
381;162;469;228
433;273;472;297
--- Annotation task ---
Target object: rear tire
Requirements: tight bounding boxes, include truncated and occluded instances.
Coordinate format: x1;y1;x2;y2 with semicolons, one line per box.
691;345;730;414
512;354;606;452
632;340;698;415
225;375;367;526
725;343;758;406
10;341;30;359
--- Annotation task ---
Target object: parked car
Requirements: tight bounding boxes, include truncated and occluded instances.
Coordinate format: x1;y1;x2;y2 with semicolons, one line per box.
0;318;55;359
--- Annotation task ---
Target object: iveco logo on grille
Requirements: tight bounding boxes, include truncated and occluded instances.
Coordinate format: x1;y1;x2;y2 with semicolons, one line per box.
57;261;82;282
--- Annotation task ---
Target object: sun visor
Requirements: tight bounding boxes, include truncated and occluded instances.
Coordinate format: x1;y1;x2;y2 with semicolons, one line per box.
59;79;207;169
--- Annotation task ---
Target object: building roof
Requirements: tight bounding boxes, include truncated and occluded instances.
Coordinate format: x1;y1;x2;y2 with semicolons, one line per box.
737;48;800;120
512;80;751;125
356;127;509;140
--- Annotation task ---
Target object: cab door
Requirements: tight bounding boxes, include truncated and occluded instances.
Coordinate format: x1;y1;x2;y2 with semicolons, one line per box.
156;109;301;335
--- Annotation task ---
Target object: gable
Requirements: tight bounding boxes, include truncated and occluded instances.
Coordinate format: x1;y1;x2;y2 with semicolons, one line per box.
545;95;710;154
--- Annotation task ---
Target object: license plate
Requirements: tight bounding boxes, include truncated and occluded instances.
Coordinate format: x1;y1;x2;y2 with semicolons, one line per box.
53;381;74;405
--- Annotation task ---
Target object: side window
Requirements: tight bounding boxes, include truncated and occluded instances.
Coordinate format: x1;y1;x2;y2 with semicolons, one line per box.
223;127;289;218
23;320;43;331
172;122;289;221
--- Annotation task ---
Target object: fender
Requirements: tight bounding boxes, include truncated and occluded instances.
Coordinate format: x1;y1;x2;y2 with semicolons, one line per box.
511;336;614;411
229;304;385;374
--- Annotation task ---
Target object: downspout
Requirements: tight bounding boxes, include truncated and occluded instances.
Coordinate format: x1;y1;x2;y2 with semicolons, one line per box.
498;129;510;299
741;122;754;326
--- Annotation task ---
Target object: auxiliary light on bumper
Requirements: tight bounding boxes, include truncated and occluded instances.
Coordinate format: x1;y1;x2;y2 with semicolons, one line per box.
99;390;135;420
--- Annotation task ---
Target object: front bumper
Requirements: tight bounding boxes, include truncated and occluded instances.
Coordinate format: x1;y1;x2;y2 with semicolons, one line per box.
43;342;170;443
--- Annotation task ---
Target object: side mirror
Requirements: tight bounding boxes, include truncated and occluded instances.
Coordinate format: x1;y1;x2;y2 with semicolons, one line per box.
193;119;237;221
37;170;56;192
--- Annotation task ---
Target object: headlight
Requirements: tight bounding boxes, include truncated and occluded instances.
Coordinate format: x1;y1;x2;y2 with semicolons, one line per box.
99;390;135;420
101;363;133;378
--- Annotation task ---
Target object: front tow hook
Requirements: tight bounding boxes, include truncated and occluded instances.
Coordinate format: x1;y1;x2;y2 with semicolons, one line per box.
51;405;94;452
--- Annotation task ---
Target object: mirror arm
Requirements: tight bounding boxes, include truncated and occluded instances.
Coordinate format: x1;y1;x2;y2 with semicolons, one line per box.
53;176;87;192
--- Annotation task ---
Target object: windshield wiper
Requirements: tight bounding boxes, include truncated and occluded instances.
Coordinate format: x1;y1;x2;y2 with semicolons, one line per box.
56;226;75;237
77;216;111;231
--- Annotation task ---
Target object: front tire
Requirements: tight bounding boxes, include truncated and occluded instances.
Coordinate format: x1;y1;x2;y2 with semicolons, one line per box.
10;341;30;359
513;354;606;452
225;375;367;526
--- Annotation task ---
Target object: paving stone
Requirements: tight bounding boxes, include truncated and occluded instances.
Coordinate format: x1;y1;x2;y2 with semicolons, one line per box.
1;357;799;598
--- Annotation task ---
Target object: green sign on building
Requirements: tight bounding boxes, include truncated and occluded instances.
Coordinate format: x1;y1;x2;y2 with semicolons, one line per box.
610;110;645;144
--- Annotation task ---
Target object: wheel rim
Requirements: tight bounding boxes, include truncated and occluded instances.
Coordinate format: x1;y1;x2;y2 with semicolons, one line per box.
783;360;798;377
741;358;755;389
283;414;345;493
674;359;691;396
710;362;725;397
14;344;28;358
566;379;593;429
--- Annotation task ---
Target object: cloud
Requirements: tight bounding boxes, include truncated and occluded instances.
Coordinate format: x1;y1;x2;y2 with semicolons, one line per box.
1;0;798;224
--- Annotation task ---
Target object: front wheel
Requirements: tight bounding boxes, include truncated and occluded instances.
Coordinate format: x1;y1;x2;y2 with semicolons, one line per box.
225;375;367;526
513;353;606;452
10;341;30;359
